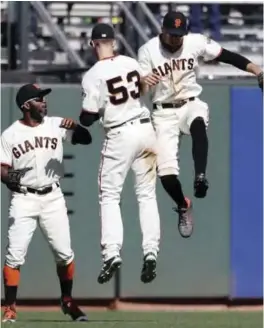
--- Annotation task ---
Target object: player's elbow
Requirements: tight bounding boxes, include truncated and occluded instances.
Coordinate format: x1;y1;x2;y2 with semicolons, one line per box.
71;125;92;145
79;110;99;127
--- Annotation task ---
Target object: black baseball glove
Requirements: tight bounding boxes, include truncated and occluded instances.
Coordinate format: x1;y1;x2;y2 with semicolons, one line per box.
6;167;33;192
257;72;263;91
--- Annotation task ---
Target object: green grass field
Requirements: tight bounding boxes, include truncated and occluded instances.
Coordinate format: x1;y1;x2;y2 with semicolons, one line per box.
1;310;262;328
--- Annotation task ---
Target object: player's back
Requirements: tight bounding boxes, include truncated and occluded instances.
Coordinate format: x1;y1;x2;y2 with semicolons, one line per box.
83;55;149;128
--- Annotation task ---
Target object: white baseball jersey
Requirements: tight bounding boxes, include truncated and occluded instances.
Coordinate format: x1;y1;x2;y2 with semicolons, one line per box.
81;55;150;128
0;116;73;189
138;33;222;103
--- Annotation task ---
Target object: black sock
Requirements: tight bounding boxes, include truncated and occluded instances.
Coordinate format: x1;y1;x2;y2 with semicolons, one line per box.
59;279;73;298
4;286;18;306
160;175;187;208
190;117;208;176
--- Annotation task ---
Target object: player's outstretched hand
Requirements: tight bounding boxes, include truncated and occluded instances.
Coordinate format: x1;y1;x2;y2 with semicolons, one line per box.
60;118;77;130
142;73;161;87
257;72;263;91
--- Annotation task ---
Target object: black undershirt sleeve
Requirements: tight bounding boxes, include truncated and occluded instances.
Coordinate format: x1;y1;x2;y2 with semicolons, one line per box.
79;111;99;127
215;48;251;71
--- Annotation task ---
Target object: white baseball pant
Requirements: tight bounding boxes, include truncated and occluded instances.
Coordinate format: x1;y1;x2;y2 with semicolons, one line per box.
99;118;160;261
152;98;209;176
5;185;74;268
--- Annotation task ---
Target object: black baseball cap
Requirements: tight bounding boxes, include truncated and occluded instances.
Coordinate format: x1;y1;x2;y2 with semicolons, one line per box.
162;11;188;36
91;23;115;40
16;84;51;108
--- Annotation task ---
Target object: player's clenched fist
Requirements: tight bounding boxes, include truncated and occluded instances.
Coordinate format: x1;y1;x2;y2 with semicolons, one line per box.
141;73;161;87
60;118;77;130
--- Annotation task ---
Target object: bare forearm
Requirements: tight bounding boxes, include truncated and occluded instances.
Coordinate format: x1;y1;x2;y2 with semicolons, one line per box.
140;80;150;95
246;63;262;76
140;73;161;95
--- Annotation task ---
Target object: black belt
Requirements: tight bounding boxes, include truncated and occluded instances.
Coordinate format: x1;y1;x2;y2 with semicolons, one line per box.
110;117;150;130
18;182;59;195
153;97;195;110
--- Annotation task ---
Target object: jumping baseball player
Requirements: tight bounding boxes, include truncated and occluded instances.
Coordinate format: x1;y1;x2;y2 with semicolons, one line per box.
138;11;263;238
1;84;91;323
79;23;161;284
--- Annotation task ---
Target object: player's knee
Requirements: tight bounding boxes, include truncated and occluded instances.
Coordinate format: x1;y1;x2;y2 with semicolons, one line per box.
5;255;24;268
135;183;156;201
5;247;27;268
160;174;179;184
56;253;74;267
99;190;121;203
158;167;179;177
190;117;206;134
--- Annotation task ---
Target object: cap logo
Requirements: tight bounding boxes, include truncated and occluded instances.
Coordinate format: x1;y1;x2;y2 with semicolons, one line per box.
174;19;181;28
102;34;106;37
33;84;40;89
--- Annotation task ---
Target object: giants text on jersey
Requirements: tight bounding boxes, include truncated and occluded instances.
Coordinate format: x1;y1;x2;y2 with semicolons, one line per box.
0;117;73;188
138;33;222;103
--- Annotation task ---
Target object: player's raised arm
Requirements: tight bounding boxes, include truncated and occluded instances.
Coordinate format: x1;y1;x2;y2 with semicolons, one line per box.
138;45;161;95
201;35;263;90
216;50;263;90
59;118;92;145
138;44;152;76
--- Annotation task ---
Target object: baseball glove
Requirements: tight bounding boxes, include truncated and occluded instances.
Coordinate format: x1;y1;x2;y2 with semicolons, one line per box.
6;167;33;192
257;72;263;91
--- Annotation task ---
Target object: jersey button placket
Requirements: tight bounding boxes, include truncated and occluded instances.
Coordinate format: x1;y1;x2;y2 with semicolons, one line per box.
170;58;178;94
34;134;41;189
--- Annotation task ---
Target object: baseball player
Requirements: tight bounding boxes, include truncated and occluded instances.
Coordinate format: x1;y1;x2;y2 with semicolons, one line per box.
1;84;91;323
138;11;263;238
79;23;161;284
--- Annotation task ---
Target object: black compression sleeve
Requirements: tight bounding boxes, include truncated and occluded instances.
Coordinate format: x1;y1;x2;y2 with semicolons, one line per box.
79;111;99;127
215;48;251;71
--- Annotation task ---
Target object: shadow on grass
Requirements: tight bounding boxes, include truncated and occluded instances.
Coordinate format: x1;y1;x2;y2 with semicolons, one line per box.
23;319;156;323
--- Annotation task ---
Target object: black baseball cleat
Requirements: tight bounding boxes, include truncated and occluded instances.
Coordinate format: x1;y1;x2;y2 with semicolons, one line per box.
174;197;193;238
194;173;209;198
141;252;157;283
97;256;122;284
61;297;88;321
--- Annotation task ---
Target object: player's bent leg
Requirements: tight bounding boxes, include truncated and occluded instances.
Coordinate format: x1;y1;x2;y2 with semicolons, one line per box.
159;169;186;208
190;117;209;198
159;168;194;238
186;99;209;198
154;116;186;208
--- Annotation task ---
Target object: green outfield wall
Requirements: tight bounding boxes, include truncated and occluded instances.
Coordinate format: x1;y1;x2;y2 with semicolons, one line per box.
0;81;253;299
